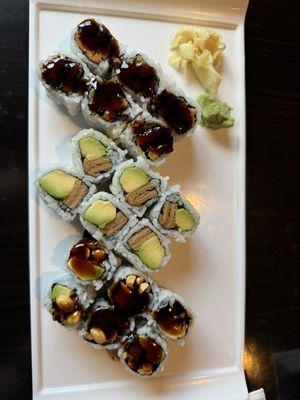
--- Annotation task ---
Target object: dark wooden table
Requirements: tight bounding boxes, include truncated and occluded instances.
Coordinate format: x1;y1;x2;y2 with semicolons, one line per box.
0;1;299;399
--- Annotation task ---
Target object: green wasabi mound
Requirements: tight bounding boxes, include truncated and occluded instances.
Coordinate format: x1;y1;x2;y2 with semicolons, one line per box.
198;93;234;130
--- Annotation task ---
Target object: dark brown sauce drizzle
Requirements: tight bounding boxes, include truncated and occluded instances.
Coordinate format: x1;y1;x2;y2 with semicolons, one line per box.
153;300;191;338
68;239;107;279
109;278;151;317
131;120;173;160
89;79;129;122
51;286;82;324
88;307;129;344
124;335;164;374
115;55;159;99
41;55;89;94
151;89;197;134
75;19;120;61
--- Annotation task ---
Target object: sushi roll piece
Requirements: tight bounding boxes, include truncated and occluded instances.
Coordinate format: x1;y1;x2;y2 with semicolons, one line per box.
81;77;142;139
151;288;194;343
119;112;174;167
39;52;93;116
71;128;127;184
113;53;161;104
66;238;117;290
44;274;96;329
79;192;137;249
110;157;168;217
149;81;200;141
115;219;171;273
149;185;200;242
70;18;121;78
36;165;96;221
79;299;134;350
118;323;168;377
107;266;159;317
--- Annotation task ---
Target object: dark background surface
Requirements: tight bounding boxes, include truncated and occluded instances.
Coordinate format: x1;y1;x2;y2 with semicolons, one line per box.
0;1;299;399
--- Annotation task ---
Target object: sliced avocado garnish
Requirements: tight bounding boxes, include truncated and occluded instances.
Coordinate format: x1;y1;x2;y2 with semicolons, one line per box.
175;208;195;231
39;170;76;199
79;137;107;160
51;284;72;300
137;236;165;270
84;200;116;228
119;167;150;193
67;258;105;280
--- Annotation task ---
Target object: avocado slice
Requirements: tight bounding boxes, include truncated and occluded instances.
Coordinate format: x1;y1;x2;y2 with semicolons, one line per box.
175;208;195;231
39;170;76;199
137;235;165;270
51;284;72;300
119;167;150;193
67;257;105;280
79;137;107;160
84;200;116;228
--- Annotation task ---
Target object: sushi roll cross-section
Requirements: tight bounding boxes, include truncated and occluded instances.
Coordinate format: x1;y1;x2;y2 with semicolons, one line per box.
111;158;167;217
116;219;170;273
150;187;200;242
40;52;92;115
49;283;83;328
114;54;160;101
72;18;120;77
71;129;127;184
152;289;194;341
81;301;132;350
79;192;136;248
67;238;117;289
118;326;167;376
120;112;174;166
37;167;95;221
151;89;198;137
41;54;89;95
108;267;156;317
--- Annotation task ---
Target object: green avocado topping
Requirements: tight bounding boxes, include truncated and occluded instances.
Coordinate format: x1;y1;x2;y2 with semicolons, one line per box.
198;93;234;130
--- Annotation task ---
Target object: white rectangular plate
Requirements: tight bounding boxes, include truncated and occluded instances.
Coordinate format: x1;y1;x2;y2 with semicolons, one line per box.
29;0;249;399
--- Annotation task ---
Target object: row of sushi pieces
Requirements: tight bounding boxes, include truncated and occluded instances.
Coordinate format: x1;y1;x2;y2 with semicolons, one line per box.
39;18;200;166
46;263;194;377
37;130;200;274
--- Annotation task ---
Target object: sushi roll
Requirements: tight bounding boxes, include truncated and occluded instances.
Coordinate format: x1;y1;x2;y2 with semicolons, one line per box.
119;112;174;167
118;323;168;377
151;288;194;343
149;185;200;242
148;82;200;141
71;129;127;184
81;77;141;139
40;52;93;116
79;299;134;350
107;266;159;317
44;275;95;329
113;53;161;104
79;192;137;249
110;157;168;217
115;219;171;273
70;18;121;78
66;238;117;290
36;165;96;221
